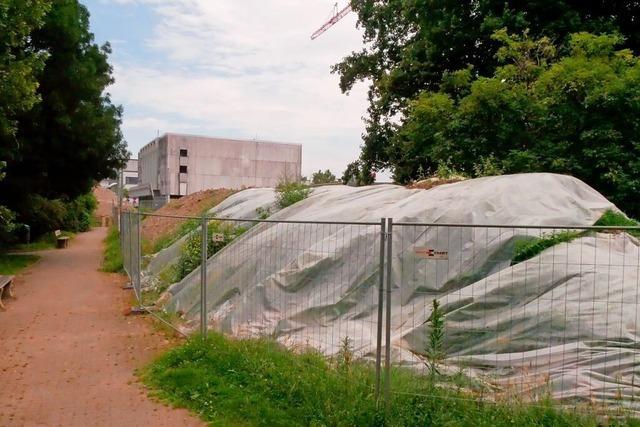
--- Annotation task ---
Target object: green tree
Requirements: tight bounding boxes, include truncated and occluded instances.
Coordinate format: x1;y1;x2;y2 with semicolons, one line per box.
0;0;128;213
334;1;640;173
341;160;375;186
311;169;337;185
397;32;640;215
0;0;49;144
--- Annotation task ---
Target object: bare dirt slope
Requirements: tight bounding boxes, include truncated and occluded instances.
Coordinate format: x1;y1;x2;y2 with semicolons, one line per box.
0;228;203;426
93;186;117;218
141;188;234;246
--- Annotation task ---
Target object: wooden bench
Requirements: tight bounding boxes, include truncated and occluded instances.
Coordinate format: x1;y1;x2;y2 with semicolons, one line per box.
0;275;15;310
54;230;70;249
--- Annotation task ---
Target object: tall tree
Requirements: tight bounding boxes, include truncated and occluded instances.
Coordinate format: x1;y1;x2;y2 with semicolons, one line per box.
0;0;127;208
334;1;640;172
0;0;49;150
396;32;640;215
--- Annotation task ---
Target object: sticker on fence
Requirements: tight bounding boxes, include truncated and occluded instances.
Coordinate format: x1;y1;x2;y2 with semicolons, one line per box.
212;233;225;242
414;247;449;260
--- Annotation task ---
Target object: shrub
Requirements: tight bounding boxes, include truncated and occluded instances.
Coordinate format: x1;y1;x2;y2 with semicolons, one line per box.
311;169;337;185
175;221;246;281
63;193;97;232
0;205;17;245
276;180;310;209
19;195;66;236
16;192;97;237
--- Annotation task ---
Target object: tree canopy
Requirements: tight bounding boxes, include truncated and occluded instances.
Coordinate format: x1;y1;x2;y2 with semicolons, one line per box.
0;0;49;144
334;1;640;173
395;32;640;215
0;0;127;209
311;169;337;185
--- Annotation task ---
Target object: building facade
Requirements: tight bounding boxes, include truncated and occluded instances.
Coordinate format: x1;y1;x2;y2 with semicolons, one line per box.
132;133;302;200
100;158;138;190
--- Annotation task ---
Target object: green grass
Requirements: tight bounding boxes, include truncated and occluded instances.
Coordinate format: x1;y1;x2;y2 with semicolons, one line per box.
512;231;583;264
101;226;123;273
10;231;75;252
512;210;640;265
594;210;640;237
0;253;40;274
149;218;201;255
140;333;634;427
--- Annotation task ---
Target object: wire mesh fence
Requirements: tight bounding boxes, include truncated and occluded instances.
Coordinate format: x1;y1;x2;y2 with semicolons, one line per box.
117;209;640;412
387;221;640;410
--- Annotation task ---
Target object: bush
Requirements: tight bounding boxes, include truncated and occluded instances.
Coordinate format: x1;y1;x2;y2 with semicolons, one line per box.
0;205;17;245
15;192;98;238
63;193;97;232
19;195;66;236
175;221;246;281
276;180;311;209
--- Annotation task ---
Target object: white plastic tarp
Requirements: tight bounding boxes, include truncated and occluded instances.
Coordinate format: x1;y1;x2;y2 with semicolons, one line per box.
164;173;639;402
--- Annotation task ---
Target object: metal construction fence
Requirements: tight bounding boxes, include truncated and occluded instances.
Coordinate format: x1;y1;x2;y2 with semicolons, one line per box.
118;210;640;411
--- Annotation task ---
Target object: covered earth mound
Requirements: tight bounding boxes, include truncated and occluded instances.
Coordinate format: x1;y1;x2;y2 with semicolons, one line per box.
160;173;640;404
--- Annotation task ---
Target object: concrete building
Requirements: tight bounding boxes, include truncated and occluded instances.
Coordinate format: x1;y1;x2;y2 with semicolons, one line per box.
99;158;139;190
131;133;302;201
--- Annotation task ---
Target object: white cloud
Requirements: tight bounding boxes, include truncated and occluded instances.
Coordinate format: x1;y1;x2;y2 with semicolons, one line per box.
100;0;369;176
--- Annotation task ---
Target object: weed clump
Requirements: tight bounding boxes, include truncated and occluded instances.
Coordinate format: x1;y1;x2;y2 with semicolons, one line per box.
175;221;246;281
512;231;582;264
276;179;310;209
512;210;640;265
594;210;640;237
425;299;445;377
102;226;123;273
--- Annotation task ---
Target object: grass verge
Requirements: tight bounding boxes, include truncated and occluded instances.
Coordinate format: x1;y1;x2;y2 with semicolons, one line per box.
0;253;40;274
10;231;75;252
101;226;123;273
140;333;632;427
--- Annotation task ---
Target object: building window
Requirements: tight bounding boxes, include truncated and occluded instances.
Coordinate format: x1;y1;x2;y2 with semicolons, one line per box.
180;149;188;157
125;177;138;185
180;165;188;173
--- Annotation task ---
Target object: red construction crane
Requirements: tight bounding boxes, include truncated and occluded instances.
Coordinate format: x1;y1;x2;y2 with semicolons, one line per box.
311;2;353;40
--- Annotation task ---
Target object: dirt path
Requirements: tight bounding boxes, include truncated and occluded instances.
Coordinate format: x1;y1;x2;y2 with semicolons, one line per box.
0;228;203;427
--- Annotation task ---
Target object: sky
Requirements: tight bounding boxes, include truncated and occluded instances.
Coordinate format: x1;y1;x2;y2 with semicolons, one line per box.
83;0;372;179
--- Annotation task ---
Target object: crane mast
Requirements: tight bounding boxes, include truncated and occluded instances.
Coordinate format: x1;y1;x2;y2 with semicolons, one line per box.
311;3;353;40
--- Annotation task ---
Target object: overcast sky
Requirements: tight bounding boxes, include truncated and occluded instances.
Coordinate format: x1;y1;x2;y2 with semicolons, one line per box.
84;0;372;178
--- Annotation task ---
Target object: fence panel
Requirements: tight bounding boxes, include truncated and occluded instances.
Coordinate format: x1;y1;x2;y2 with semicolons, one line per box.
387;223;640;410
118;208;640;412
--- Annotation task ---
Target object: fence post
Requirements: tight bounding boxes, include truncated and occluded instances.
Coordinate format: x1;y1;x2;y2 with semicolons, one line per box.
136;211;142;301
375;218;386;401
384;217;393;408
200;214;208;337
127;212;132;281
119;210;123;255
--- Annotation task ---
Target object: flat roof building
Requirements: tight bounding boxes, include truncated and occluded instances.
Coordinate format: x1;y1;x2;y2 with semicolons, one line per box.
132;133;302;200
100;158;138;190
